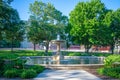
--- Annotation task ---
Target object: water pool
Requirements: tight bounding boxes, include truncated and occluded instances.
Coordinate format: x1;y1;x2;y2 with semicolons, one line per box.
24;56;105;65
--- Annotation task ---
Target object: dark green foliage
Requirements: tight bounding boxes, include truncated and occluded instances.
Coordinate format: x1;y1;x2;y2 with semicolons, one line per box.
3;58;26;71
0;58;4;70
13;58;26;69
97;67;120;78
0;57;4;76
0;53;19;59
0;0;14;4
0;40;20;48
97;55;120;79
3;69;18;78
0;0;25;51
29;65;45;73
20;69;37;79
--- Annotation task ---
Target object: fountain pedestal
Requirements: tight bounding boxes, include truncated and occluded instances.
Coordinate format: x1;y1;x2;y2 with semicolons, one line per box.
51;40;64;64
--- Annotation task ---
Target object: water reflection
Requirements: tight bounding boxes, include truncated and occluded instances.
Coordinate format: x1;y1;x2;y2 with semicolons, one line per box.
24;56;105;65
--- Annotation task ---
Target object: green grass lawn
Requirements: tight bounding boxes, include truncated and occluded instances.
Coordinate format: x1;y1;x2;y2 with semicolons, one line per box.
62;51;111;57
0;50;52;59
0;50;113;59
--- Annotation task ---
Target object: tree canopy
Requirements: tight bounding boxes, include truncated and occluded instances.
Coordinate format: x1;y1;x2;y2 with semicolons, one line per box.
69;0;106;52
69;0;120;53
28;1;68;51
0;0;25;50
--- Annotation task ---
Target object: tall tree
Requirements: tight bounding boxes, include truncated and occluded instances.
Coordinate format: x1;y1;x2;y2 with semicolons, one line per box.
103;9;120;54
6;20;25;51
0;0;25;51
28;1;68;52
0;0;13;4
112;9;120;53
27;15;46;51
69;0;106;53
65;23;73;48
5;9;25;51
0;0;15;43
0;0;14;36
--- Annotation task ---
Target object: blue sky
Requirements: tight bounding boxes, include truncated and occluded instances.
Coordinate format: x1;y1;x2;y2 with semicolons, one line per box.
11;0;120;20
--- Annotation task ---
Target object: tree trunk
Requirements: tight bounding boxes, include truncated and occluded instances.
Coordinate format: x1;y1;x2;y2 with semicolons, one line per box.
110;44;114;54
85;45;91;53
85;45;88;53
45;41;49;56
11;39;13;52
33;43;36;51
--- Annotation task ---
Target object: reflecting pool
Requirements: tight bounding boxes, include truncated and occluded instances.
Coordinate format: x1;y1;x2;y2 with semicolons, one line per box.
24;56;105;65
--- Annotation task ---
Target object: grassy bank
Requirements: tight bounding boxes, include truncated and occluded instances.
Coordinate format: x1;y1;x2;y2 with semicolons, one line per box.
0;50;113;59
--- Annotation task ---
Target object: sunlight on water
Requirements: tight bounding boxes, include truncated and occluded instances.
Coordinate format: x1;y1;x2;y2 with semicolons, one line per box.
25;56;105;65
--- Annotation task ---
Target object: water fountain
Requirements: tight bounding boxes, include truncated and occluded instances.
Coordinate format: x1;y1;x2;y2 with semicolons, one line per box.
23;34;105;69
51;34;65;64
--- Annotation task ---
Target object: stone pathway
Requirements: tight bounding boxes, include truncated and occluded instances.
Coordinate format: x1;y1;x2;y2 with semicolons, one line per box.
34;69;101;80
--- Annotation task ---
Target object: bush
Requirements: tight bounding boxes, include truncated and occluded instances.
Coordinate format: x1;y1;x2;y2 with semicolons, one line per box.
3;58;26;70
0;57;4;76
3;69;18;78
29;65;44;73
97;68;105;75
0;53;19;59
14;58;26;69
104;55;120;68
20;69;37;79
67;52;81;56
98;55;120;78
97;67;120;78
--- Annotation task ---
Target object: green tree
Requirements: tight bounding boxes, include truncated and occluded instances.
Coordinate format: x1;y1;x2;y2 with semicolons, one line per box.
0;0;13;4
104;9;120;54
6;20;25;51
27;15;46;51
28;1;68;52
65;23;73;48
69;0;106;53
97;9;120;54
0;0;25;51
112;9;120;53
0;0;14;39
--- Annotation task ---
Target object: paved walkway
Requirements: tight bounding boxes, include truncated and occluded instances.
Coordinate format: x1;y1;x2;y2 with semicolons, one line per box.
34;69;101;80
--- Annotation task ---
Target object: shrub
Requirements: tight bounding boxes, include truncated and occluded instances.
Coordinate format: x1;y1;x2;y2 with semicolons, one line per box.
97;68;105;75
0;53;19;59
3;64;14;71
68;52;82;56
20;69;37;79
104;55;120;68
3;58;26;70
97;67;120;78
14;58;26;69
29;65;45;73
0;57;4;76
3;69;18;78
